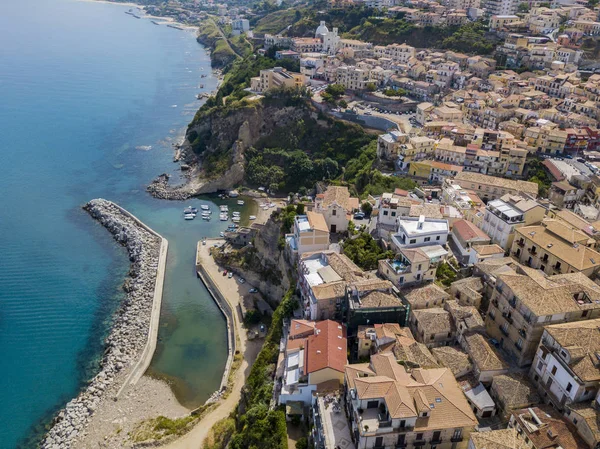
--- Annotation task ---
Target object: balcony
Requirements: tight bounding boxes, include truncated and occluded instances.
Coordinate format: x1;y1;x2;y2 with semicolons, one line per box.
529;247;537;255
492;299;499;307
519;328;527;338
451;436;464;443
413;441;426;447
516;240;525;247
500;325;509;336
508;298;517;308
378;413;392;428
430;439;443;445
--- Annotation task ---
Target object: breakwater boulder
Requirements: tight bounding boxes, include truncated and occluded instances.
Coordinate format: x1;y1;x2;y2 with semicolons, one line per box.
41;199;162;448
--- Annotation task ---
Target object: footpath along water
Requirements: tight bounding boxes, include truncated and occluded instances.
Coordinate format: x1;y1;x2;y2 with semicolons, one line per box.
0;0;234;447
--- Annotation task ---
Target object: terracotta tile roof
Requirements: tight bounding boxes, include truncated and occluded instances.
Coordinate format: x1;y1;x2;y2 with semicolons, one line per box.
454;172;539;197
498;271;600;316
398;247;430;264
289;319;316;339
514;224;600;272
311;280;347;301
352;279;393;293
453;219;490;242
469;429;528;449
346;353;477;430
374;323;407;340
543;159;566;181
404;284;450;310
512;406;586;449
474;244;505;256
432;346;473;376
392;340;439;369
358;290;403;309
324;252;364;282
319;186;359;212
544;318;600;382
412;308;454;335
306;211;329;233
567;403;600;443
491;373;540;410
305;320;347;374
445;300;484;331
463;332;509;372
409;203;444;219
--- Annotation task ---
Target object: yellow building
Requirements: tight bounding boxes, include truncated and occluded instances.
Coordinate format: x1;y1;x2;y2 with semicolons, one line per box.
250;67;306;93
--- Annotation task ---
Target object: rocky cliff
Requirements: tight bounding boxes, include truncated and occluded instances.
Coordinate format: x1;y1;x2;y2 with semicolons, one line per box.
147;101;312;200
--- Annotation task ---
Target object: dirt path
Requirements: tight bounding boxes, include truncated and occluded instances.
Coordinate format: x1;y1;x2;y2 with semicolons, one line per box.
161;241;264;449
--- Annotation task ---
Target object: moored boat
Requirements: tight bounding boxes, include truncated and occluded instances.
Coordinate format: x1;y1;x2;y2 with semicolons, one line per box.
237;200;245;205
249;215;257;220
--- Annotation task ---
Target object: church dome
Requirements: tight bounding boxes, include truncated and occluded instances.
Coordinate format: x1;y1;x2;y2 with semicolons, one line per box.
315;21;329;36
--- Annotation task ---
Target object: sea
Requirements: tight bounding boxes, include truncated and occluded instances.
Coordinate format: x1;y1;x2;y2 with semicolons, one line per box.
0;0;238;447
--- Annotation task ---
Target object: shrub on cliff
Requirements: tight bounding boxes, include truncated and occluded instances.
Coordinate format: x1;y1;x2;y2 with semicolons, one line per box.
342;232;393;271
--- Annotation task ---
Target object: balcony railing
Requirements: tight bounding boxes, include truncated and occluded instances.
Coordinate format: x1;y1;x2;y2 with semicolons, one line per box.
509;299;517;308
378;414;392;428
430;439;443;445
517;240;525;247
519;328;527;338
515;344;523;352
500;325;509;336
529;247;537;255
451;436;464;443
413;441;426;447
492;299;499;307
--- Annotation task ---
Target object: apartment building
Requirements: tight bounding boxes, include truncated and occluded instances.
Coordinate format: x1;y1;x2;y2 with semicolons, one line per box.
391;216;449;252
344;279;409;331
511;219;600;277
450;172;539;201
410;307;456;348
485;267;600;367
404;283;450;311
482;0;517;16
530;319;600;410
462;332;509;383
345;353;478;449
335;65;371;91
378;245;447;289
449;219;492;266
481;194;546;250
250;67;306;93
285;212;330;259
371;192;413;230
297;251;364;321
279;319;347;405
315;186;359;233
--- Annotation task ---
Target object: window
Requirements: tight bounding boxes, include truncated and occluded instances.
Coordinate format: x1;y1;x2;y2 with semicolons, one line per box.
418;264;422;270
551;366;557;375
416;433;424;441
430;335;435;340
383;210;388;216
424;237;431;242
367;400;379;409
452;429;462;440
436;236;441;240
537;361;543;371
332;209;336;216
583;310;589;318
410;239;416;244
391;211;396;217
489;309;495;320
400;420;406;428
566;383;572;392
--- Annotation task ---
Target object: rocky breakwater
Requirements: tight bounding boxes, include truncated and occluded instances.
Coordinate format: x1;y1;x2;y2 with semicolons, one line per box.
42;199;163;449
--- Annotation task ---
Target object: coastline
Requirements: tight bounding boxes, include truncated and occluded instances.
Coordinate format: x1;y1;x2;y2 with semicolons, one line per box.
42;199;169;448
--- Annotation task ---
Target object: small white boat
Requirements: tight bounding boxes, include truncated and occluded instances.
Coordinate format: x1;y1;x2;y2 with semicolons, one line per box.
184;206;198;214
201;204;210;211
202;215;211;221
232;217;240;223
184;214;195;220
220;205;229;212
237;200;245;205
249;215;257;220
219;232;225;237
220;214;228;221
229;190;239;198
232;211;241;217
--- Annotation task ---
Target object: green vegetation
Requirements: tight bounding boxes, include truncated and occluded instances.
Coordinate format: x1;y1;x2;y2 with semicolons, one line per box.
130;415;197;442
366;82;377;92
296;437;309;449
321;83;346;104
342;232;394;270
526;157;552;197
286;5;378;36
203;417;236;449
383;88;406;97
253;8;300;34
361;201;373;216
345;19;496;55
197;19;238;69
436;262;457;287
224;288;298;449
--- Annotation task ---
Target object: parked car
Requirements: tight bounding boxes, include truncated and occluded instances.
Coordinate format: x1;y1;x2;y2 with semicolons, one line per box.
223;270;228;276
238;277;245;284
577;158;586;163
354;212;365;219
249;288;258;293
228;272;233;278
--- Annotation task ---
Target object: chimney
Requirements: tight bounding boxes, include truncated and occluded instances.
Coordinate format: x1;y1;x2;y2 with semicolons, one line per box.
417;215;425;230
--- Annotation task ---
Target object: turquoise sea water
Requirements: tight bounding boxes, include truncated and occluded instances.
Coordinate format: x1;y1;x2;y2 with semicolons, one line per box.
0;1;233;447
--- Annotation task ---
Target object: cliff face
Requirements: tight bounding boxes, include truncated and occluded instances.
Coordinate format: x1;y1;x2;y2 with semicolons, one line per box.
148;101;312;199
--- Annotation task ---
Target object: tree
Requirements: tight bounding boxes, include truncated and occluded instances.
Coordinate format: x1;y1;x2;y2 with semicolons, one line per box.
325;83;346;99
296;438;308;449
339;99;348;109
342;232;393;270
296;203;305;215
517;3;530;12
366;82;377;92
361;201;373;216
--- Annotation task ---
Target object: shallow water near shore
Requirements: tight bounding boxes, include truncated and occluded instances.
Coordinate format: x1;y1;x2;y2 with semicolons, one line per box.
0;0;230;447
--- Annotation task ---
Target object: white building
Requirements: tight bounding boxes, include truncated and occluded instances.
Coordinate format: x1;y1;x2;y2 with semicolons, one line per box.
286;212;330;259
482;0;517;16
480;195;545;251
391;215;449;252
314;21;340;55
232;18;250;35
315;186;359;233
530;319;600;410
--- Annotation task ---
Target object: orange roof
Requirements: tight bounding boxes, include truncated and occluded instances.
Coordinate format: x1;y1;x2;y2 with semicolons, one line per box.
289;319;316;339
394;188;409;196
453;219;489;242
306;211;329;233
305;320;347;374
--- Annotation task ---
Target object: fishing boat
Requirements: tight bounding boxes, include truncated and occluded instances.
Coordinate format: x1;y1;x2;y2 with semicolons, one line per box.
220;205;229;212
184;214;195;220
249;215;257;220
232;216;240;223
184;206;198;214
219;213;228;221
237;200;245;205
202;215;211;221
201;204;210;211
232;211;241;216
